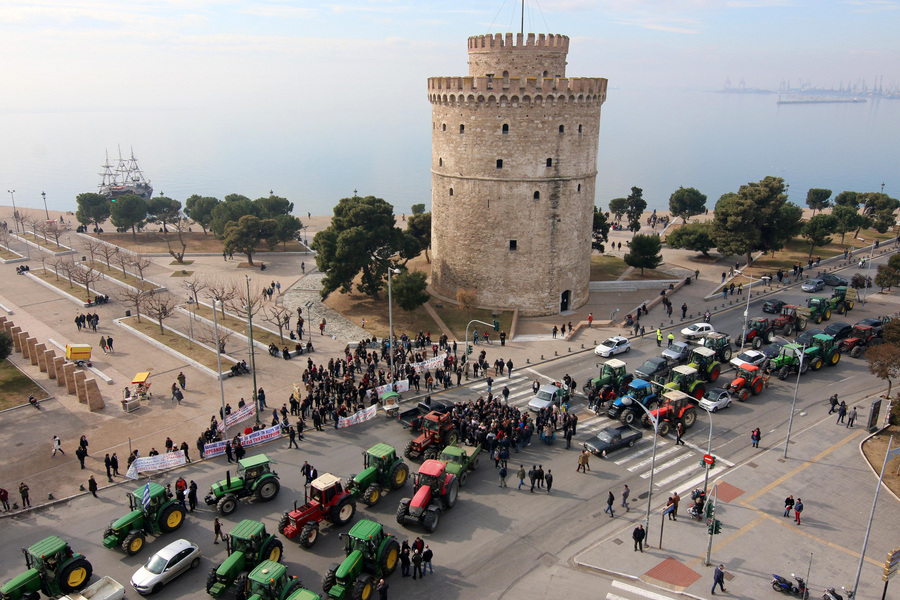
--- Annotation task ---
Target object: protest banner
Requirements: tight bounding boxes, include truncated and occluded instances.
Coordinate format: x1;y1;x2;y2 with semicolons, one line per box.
126;451;187;479
203;425;282;458
218;402;257;431
338;405;378;428
366;379;410;400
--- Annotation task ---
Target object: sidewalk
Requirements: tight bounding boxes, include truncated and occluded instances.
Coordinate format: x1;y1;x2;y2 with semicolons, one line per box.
574;409;897;599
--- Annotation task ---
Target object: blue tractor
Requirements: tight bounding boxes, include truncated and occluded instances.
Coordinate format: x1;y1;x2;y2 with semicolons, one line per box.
606;379;660;425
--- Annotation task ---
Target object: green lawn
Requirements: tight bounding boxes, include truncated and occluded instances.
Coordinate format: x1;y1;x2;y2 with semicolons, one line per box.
122;317;237;372
191;303;289;347
0;360;45;411
87;261;161;291
32;269;96;302
18;232;67;252
590;255;677;281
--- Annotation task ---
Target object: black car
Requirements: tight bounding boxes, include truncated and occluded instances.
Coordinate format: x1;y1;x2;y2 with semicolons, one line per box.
634;357;671;382
762;298;787;314
796;328;826;346
824;322;853;342
761;340;788;360
821;273;849;287
855;318;885;337
583;425;643;457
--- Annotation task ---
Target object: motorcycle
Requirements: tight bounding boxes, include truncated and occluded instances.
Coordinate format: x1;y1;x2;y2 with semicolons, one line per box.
822;587;854;600
704;311;711;323
688;488;706;521
772;573;808;598
28;394;40;410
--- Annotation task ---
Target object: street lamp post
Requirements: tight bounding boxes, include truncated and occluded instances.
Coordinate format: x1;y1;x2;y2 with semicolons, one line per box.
699;404;715;494
212;300;228;434
387;268;400;389
776;336;807;459
41;191;49;221
246;275;260;424
735;270;766;349
7;190;18;233
619;395;661;543
186;298;196;347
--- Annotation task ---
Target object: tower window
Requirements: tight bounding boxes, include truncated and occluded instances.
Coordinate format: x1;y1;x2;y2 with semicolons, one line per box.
559;125;564;134
509;240;517;251
578;124;583;135
449;188;453;197
442;123;446;132
546;158;552;167
459;124;465;134
496;159;503;169
502;124;509;135
439;158;443;167
533;191;540;200
577;184;582;192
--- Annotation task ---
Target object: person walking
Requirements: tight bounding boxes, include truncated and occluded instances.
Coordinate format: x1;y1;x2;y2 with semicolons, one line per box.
847;406;858;427
99;336;108;354
632;525;645;552
583;450;591;472
605;491;615;517
837;401;847;424
545;469;553;494
498;465;508;487
783;495;795;517
828;394;839;414
711;564;727;594
52;435;65;457
214;518;224;543
751;428;761;448
675;422;686;445
104;454;113;482
667;332;675;347
622;484;630;511
106;335;114;352
19;482;30;508
528;465;537;493
564;426;573;449
681;303;688;319
75;445;87;469
77;435;88;457
672;491;680;519
0;487;9;512
177;372;186;390
536;465;545;489
188;480;198;512
422;545;433;574
794;498;803;525
224;441;234;464
517;465;526;490
411;549;423;580
180;441;191;463
288;427;298;448
88;475;98;498
377;578;389;600
111;453;119;476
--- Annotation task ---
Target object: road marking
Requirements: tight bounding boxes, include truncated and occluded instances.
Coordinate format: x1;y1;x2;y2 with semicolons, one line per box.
627;446;682;471
639;450;695;478
613;444;656;465
611;580;677;600
838;376;853;383
526;367;555;381
654;462;707;488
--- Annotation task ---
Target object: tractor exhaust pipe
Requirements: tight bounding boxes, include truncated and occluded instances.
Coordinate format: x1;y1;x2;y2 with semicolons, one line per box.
226;471;231;488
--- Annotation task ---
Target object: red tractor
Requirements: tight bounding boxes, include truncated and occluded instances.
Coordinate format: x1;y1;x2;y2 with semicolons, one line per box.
278;473;357;549
403;412;459;461
840;325;883;358
773;305;808;336
727;363;764;401
395;459;459;533
737;317;776;349
645;391;697;437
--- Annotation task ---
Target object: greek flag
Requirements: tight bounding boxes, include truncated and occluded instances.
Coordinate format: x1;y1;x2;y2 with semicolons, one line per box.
141;481;151;510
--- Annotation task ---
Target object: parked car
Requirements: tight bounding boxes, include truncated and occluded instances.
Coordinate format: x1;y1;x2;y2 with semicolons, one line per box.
824;322;854;342
796;328;826;347
527;383;571;412
131;539;201;595
821;273;849;287
698;388;733;413
662;342;692;364
594;336;631;357
634;357;671;382
801;279;825;293
762;298;787;314
761;340;788;360
855;318;885;337
730;349;767;370
681;323;716;340
583;425;643;457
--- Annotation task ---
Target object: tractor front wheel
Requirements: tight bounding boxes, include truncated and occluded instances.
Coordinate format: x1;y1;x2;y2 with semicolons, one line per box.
404;440;416;460
779;366;790;380
423;447;439;461
658;421;671;437
752;337;762;349
363;484;382;507
692;385;705;401
299;521;319;549
122;530;146;556
58;558;93;593
850;346;862;358
784;324;794;336
233;572;249;600
797;318;807;331
396;500;410;525
827;350;841;366
389;462;410;489
423;509;441;533
159;503;186;532
810;357;823;371
205;568;218;593
255;478;280;502
622;410;636;425
352;574;375;600
824;308;832;321
682;408;697;428
708;365;721;383
381;538;401;575
739;389;750;402
217;494;238;516
322;565;339;595
278;513;290;535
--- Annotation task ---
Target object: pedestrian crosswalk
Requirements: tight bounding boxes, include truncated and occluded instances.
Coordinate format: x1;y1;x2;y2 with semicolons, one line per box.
466;373;731;491
608;580;677;600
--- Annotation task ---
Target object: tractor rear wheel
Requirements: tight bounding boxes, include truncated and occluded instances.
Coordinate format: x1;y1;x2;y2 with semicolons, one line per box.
827;350;841;366
779;366;790;380
810;357;823;371
322;565;339;595
444;476;460;509
444;429;459;446
850;346;862;358
800;360;810;375
278;513;290;535
261;537;283;562
58;558;93;593
752;337;762;349
682;408;697;428
423;509;441;533
458;470;469;487
332;498;357;525
647;400;659;412
824;308;832;321
396;500;410;525
708;365;721;383
217;494;238;516
784;324;794;336
122;530;146;556
389;462;409;489
363;484;382;507
381;538;401;575
423;447;439;461
404;440;416;460
159;503;186;532
255;478;280;502
299;521;319;549
352;574;375;600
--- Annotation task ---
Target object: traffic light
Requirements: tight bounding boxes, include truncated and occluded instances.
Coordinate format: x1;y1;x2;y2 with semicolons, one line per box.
466;344;473;355
707;519;715;535
704;502;715;519
713;519;722;534
492;319;500;332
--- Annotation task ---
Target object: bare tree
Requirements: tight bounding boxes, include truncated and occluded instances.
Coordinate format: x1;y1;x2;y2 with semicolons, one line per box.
0;226;12;252
71;264;103;302
131;255;153;284
95;241;119;269
113;248;136;278
43;221;65;248
227;279;265;325
58;256;77;288
195;321;235;354
48;255;66;281
12;210;26;236
159;216;189;264
144;292;178;335
115;287;151;323
261;305;291;344
83;236;104;264
24;215;42;241
204;278;237;320
182;275;209;305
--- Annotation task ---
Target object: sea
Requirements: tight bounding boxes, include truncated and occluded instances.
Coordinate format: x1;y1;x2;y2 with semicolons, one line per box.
1;87;896;217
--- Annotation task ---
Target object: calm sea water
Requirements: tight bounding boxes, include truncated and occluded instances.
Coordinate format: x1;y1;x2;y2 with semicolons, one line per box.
1;88;896;217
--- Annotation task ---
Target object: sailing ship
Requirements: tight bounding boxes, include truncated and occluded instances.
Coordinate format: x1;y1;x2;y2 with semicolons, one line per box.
98;148;153;200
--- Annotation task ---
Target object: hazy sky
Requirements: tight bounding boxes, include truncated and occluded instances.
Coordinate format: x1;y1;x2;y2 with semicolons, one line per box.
2;0;897;115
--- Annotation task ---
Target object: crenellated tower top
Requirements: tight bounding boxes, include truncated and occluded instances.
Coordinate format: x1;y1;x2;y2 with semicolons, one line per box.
467;33;569;79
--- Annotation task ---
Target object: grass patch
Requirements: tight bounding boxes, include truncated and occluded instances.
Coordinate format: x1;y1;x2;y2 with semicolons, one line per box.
121;316;236;372
170;260;194;265
85;232;306;255
323;289;440;340
432;305;514;340
0;248;23;260
32;269;96;302
87;261;161;291
171;271;194;278
0;360;45;411
590;255;678;281
18;232;67;252
191;304;289;348
862;424;900;501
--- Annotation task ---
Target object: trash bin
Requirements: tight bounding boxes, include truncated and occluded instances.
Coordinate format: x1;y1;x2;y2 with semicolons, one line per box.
125;310;132;317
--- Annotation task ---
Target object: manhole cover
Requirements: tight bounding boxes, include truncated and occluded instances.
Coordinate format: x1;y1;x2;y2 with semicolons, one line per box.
747;462;758;468
613;538;624;545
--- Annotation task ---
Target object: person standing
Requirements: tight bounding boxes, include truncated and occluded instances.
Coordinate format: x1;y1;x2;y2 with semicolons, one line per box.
587;313;593;328
498;465;508;487
180;441;191;463
507;359;514;378
622;485;631;511
667;332;675;347
400;544;411;577
224;441;233;464
104;454;113;482
672;491;680;519
111;453;119;476
0;487;9;512
711;564;727;594
214;518;224;543
411;549;423;580
847;406;858;428
188;480;198;512
52;435;65;457
633;525;645;552
794;498;804;525
177;372;186;390
88;475;98;498
517;465;526;490
545;469;553;494
377;578;389;600
751;428;761;448
422;545;433;574
656;328;663;347
681;303;688;319
783;495;795;517
19;482;30;508
605;491;615;517
75;445;87;469
564;427;573;449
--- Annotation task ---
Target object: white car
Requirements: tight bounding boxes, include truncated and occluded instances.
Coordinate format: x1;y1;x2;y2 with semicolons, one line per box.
681;323;715;340
594;336;631;357
730;349;766;370
132;539;201;595
698;388;733;413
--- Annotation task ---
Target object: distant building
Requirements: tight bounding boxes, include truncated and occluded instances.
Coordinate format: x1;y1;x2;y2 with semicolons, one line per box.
428;33;608;316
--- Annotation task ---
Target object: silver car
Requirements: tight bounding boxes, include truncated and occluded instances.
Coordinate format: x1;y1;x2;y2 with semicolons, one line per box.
131;539;201;595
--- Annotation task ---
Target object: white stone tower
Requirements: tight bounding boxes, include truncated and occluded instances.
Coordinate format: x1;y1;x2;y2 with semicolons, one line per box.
428;32;607;316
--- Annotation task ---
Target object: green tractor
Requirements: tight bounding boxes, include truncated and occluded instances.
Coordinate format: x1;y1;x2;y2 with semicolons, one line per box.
767;343;810;380
206;520;285;598
0;537;93;600
805;297;832;324
438;443;482;487
806;333;842;370
101;481;187;556
582;358;633;395
686;346;722;383
701;333;733;363
322;520;400;600
345;443;410;507
663;365;706;400
205;454;281;515
234;560;320;600
830;286;857;315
